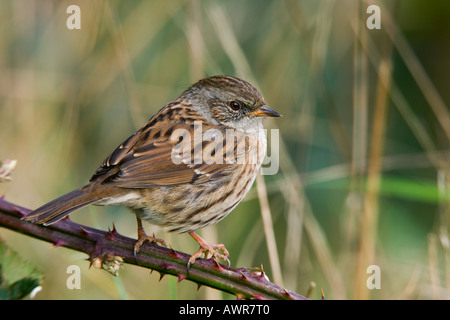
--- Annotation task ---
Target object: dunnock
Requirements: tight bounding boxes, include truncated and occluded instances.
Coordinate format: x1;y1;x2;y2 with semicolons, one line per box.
24;75;281;266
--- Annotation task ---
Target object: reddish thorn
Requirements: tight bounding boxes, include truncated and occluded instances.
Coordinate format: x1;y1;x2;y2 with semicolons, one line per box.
239;270;249;281
321;288;326;300
110;223;120;236
51;241;66;249
177;274;186;283
79;226;90;236
257;264;269;281
196;284;202;291
105;227;116;240
169;245;181;258
252;294;264;300
259;264;265;278
159;272;166;282
282;288;292;298
211;258;224;271
236;293;245;300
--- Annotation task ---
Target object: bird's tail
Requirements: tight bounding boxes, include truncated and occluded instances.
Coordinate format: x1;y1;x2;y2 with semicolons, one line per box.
23;187;101;225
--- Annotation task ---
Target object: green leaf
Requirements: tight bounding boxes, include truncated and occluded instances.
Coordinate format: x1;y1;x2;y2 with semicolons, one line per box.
0;239;43;300
379;177;440;203
306;176;442;204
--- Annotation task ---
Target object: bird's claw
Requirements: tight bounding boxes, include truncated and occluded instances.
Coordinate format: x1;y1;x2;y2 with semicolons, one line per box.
133;233;166;263
187;242;230;272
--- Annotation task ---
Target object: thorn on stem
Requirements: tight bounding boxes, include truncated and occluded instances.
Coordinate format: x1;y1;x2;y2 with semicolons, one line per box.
169;245;181;258
51;240;66;249
177;274;186;283
239;270;249;281
111;223;119;236
79;226;90;237
259;264;266;280
282;288;292;298
106;225;119;240
211;257;224;271
105;223;121;239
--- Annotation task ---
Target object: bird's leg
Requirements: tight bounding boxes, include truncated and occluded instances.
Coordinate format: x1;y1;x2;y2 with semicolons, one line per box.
187;231;230;268
134;217;166;259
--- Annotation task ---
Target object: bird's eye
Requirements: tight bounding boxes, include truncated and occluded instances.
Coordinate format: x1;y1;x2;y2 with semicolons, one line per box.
230;101;241;111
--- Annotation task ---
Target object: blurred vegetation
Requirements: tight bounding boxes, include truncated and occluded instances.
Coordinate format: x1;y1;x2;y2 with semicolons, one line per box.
0;239;43;300
0;0;449;299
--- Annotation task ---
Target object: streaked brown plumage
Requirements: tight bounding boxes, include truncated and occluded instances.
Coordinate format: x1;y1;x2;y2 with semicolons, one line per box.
23;75;281;265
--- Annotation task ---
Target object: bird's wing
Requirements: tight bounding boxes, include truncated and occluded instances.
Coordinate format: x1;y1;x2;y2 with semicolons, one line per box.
90;119;237;188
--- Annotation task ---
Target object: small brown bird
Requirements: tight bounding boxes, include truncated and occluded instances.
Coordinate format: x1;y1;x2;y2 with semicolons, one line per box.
24;75;281;266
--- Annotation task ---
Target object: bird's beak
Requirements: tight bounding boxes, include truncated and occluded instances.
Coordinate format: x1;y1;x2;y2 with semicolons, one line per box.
247;105;282;117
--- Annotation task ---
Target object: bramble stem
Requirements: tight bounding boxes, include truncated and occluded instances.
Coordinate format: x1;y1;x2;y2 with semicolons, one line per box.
0;197;307;300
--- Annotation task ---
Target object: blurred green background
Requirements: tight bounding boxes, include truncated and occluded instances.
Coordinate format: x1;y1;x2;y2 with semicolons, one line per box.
1;0;449;300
